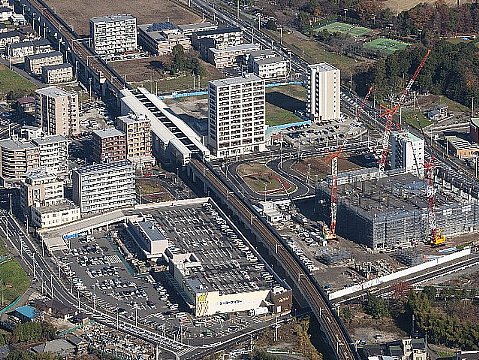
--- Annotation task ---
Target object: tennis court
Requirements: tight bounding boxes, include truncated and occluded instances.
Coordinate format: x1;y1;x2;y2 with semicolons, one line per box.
315;21;372;37
363;38;409;55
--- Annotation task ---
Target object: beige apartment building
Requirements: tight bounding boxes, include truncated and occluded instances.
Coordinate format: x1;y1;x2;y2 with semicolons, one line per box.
91;128;126;163
0;138;40;185
42;63;73;84
207;43;259;69
138;22;191;55
208;74;266;158
31;135;69;177
307;63;340;122
35;86;80;137
116;113;154;168
20;168;64;216
25;51;63;75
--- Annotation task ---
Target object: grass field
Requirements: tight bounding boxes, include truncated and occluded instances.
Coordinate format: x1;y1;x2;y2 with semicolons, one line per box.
0;239;30;306
363;38;409;55
265;29;366;78
315;22;372;38
402;111;432;129
44;0;200;37
237;162;296;195
266;85;306;126
0;65;37;99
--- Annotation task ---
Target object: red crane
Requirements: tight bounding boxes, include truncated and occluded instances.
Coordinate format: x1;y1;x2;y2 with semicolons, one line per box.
378;49;431;173
323;86;374;241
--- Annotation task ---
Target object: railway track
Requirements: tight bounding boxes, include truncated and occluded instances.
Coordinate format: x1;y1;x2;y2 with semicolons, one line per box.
24;0;126;92
190;159;358;360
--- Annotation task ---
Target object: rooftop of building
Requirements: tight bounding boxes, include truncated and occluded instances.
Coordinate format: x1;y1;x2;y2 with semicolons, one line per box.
25;167;57;181
73;160;132;176
9;38;51;49
254;55;286;65
248;49;276;58
322;171;462;217
13;305;38;320
31;134;68;146
470;117;479;128
194;26;241;37
209;73;263;87
178;22;216;33
31;339;75;354
42;63;73;71
35;86;73;98
309;62;339;72
90;14;136;24
26;50;62;60
128;200;280;295
17;96;35;104
391;130;423;143
209;43;259;54
138;22;178;33
446;135;479;150
0;138;37;150
117;113;149;125
35;200;78;214
136;219;167;241
0;6;12;12
92;128;125;139
0;30;20;39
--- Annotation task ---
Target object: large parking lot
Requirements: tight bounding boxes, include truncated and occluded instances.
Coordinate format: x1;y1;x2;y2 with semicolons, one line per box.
54;199;285;345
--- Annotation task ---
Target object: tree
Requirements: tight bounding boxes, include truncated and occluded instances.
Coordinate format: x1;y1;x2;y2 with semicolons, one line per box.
170;44;186;74
365;294;390;319
264;19;278;31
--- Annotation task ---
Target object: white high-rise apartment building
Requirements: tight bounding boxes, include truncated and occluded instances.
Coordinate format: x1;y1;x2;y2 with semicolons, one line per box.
32;135;68;177
390;131;425;178
35;86;79;137
307;63;340;122
90;15;137;55
72;160;136;214
208;74;265;158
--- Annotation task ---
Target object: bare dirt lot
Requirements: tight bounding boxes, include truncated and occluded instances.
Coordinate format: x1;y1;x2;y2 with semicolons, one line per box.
293;155;361;181
44;0;201;37
383;0;473;13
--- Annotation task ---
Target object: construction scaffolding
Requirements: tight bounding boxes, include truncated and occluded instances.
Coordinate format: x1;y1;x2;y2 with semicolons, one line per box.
316;170;479;250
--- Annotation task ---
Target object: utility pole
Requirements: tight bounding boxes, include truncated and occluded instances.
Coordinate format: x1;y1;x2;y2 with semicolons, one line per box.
50;274;53;298
236;0;239;19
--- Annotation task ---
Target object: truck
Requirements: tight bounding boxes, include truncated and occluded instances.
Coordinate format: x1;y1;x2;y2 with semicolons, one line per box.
249;307;269;316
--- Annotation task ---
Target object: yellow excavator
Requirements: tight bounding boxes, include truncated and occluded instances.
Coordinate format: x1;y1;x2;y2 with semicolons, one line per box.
430;228;446;247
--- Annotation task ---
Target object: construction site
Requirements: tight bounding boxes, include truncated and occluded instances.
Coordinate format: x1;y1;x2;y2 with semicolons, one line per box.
316;168;479;250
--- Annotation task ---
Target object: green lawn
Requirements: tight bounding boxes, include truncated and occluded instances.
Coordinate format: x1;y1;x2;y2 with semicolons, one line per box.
0;64;37;99
315;21;372;37
265;84;306;126
363;38;409;55
0;259;30;306
402;111;432;129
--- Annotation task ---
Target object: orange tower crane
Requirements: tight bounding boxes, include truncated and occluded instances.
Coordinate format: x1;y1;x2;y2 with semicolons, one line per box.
377;49;431;174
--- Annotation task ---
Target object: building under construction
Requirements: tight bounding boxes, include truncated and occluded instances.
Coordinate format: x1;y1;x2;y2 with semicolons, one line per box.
316;169;479;250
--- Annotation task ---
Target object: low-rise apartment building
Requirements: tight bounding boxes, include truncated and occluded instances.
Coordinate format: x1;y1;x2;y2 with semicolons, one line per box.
25;51;63;75
0;138;40;185
7;38;52;63
31;200;80;228
193;26;242;50
138;22;191;55
207;43;260;69
42;63;73;84
91;128;126;163
20;168;64;216
247;49;288;79
72;160;136;214
0;30;20;51
178;22;217;37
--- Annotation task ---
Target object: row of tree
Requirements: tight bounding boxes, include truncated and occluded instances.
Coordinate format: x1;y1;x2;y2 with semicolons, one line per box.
162;45;206;77
353;40;479;107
